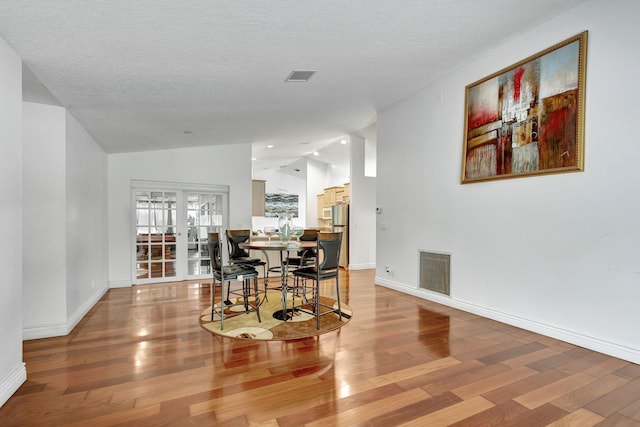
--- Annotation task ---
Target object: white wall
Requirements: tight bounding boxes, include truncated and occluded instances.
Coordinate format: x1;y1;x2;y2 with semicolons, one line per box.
364;137;377;178
22;104;109;340
108;143;253;286
22;103;67;331
349;135;376;270
376;0;640;363
0;36;25;407
323;152;350;188
65;111;109;323
306;158;331;228
355;123;377;177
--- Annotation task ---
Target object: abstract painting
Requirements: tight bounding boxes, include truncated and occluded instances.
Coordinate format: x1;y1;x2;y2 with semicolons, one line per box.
265;193;299;218
462;32;587;183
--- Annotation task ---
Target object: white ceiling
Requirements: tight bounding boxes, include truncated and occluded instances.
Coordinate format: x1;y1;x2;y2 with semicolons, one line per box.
0;0;587;168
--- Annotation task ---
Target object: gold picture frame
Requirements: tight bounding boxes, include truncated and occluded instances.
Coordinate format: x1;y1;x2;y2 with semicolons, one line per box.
461;31;587;183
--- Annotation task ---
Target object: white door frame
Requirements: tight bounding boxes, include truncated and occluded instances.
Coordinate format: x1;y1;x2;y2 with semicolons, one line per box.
131;180;229;284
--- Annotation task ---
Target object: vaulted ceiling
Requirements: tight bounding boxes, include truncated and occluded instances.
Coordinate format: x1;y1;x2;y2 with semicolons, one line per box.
1;0;587;166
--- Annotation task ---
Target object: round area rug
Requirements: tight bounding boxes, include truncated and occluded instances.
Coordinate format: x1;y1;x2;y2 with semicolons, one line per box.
199;291;352;340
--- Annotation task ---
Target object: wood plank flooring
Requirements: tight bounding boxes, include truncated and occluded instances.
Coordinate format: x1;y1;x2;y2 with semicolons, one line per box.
2;269;640;426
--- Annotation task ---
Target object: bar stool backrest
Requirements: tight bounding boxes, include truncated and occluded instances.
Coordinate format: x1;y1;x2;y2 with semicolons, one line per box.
207;232;223;273
317;232;342;272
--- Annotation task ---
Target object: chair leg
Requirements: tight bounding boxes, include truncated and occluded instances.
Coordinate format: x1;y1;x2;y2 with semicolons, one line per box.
314;279;321;330
253;276;261;323
220;281;226;330
335;275;342;321
211;277;229;329
211;277;216;322
293;276;301;303
302;278;308;304
225;283;232;306
262;264;268;302
242;279;250;312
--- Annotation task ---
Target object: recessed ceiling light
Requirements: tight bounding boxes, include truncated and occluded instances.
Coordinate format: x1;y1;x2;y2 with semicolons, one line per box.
251;157;257;161
267;144;274;149
313;151;319;156
340;139;347;144
285;70;317;82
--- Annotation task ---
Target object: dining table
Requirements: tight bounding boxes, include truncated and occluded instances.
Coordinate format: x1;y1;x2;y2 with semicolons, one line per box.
239;239;317;321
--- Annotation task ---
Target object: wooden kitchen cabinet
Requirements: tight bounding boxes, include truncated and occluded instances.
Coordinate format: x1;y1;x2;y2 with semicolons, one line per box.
323;186;342;205
317;194;325;218
343;183;350;203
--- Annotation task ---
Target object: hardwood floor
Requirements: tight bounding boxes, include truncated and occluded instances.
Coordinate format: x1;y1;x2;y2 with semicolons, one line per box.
2;269;640;426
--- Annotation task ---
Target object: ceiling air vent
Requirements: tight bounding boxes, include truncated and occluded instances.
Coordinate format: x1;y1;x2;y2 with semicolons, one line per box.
285;70;317;82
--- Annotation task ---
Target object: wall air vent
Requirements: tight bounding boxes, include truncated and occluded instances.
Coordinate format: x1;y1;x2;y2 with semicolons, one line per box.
419;251;451;296
285;70;317;82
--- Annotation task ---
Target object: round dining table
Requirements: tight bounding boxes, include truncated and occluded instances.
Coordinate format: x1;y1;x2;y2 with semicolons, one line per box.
239;239;316;321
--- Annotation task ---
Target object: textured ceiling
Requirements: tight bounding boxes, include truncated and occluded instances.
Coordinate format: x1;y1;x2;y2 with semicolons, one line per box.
0;0;587;163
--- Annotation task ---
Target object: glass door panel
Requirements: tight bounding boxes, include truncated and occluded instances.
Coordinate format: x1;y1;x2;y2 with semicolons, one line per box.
186;192;224;277
135;191;178;280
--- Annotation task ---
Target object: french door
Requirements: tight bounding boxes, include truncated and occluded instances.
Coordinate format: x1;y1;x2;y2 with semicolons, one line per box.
185;192;225;277
132;182;228;284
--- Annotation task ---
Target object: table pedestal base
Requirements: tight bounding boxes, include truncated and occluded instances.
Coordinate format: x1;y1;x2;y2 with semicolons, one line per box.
273;309;297;321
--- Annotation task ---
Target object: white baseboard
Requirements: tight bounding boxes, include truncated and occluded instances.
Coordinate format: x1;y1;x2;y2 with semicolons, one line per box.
66;286;109;334
109;279;132;288
347;262;376;270
23;286;108;340
375;276;640;365
0;363;26;408
22;321;69;340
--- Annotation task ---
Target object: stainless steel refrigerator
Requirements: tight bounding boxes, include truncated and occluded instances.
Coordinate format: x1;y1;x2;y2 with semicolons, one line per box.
331;204;349;268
